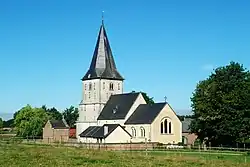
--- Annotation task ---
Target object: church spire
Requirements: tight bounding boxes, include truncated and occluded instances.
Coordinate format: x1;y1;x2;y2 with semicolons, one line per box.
81;18;124;81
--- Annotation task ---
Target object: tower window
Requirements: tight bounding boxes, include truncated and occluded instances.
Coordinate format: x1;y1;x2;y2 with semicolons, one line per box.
89;83;92;90
94;92;96;99
109;83;114;91
94;83;95;90
84;84;87;90
118;83;120;90
89;92;91;99
103;82;105;89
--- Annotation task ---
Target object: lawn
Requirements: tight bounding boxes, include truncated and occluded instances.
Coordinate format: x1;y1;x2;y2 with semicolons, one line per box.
0;143;249;167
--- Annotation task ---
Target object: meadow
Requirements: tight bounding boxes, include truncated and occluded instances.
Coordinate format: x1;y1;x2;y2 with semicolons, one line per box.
0;142;249;167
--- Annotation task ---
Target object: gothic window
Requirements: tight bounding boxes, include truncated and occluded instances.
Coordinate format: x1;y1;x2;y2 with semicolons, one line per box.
160;122;164;134
109;82;114;91
164;119;168;133
131;127;136;137
103;82;105;90
161;118;172;134
169;122;172;134
140;127;145;137
89;83;92;90
118;83;120;90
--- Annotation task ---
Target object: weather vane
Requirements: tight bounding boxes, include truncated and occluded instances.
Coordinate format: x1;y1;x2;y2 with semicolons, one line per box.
102;11;104;24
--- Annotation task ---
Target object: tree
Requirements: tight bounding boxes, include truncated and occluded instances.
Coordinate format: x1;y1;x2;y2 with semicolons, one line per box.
14;105;48;137
62;106;79;128
0;117;3;129
42;105;62;120
190;62;250;146
3;119;14;128
131;91;154;104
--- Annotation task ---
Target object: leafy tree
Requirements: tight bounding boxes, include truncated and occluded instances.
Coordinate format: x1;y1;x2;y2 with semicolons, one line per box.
131;91;154;104
0;117;3;129
3;119;14;128
62;106;79;128
14;105;48;137
190;62;250;146
42;105;62;120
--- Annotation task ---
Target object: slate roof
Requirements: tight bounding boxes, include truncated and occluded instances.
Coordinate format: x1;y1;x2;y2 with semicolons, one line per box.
79;126;101;137
125;103;166;124
182;118;192;133
49;120;69;129
81;22;124;81
97;92;140;120
79;124;131;139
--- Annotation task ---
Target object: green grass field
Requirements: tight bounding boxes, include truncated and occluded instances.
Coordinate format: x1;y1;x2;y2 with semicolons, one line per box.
0;143;249;167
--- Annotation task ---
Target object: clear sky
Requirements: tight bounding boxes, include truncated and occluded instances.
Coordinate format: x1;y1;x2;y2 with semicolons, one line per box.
1;0;250;120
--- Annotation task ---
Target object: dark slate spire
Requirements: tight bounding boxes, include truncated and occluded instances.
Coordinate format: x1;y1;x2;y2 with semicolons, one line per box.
81;20;124;81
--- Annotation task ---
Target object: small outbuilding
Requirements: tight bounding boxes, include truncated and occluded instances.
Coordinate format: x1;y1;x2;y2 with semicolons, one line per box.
182;118;197;146
43;119;70;143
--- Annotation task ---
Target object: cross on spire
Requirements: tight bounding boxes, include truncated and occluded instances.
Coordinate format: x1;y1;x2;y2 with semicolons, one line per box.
164;96;167;103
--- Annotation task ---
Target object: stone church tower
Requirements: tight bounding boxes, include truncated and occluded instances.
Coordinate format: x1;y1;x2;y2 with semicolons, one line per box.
76;20;124;139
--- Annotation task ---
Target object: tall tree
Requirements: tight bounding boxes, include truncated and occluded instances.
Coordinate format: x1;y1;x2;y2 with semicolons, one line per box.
0;117;3;129
131;91;154;104
62;106;79;128
42;105;62;120
190;62;250;146
14;105;48;137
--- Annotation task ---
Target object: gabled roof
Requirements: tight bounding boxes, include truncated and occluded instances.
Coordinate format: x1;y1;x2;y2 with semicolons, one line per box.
79;124;131;139
81;22;124;81
182;118;193;133
49;120;69;129
97;92;140;120
125;103;166;124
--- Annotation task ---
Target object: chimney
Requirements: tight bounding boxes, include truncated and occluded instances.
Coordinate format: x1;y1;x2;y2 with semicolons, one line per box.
104;125;108;136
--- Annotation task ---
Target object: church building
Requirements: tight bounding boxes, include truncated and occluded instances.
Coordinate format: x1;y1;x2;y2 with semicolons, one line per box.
76;19;182;144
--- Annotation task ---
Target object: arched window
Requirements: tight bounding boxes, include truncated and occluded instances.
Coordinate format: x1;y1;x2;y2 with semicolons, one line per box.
131;127;136;137
103;82;105;90
140;127;145;137
94;83;95;90
169;122;172;134
164;119;168;133
160;122;164;134
161;118;173;134
109;83;114;91
118;83;120;90
89;83;92;90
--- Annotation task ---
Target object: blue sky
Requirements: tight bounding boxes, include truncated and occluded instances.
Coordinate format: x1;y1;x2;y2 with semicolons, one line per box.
1;0;250;120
